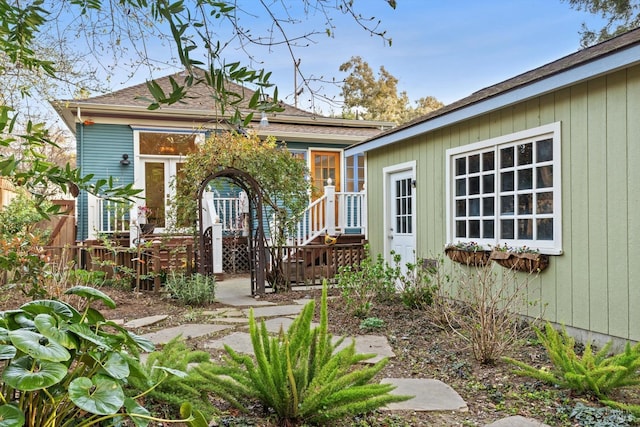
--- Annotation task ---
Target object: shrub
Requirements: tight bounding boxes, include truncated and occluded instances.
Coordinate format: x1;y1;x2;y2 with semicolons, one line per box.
336;245;400;318
431;263;537;364
504;322;640;399
208;281;411;426
127;337;223;420
165;272;216;306
393;257;438;310
0;286;205;426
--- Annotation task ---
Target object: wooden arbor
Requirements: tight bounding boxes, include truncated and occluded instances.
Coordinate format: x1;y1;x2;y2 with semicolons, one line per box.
197;167;267;295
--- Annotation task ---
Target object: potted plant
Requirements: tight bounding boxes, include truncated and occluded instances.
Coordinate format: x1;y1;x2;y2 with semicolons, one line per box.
444;241;491;266
137;205;155;234
489;244;549;273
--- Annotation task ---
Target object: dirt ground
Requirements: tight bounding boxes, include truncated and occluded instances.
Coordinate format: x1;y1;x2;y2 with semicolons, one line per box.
2;279;638;426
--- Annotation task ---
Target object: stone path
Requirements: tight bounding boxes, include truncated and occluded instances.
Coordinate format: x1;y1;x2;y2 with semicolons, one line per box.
124;277;550;427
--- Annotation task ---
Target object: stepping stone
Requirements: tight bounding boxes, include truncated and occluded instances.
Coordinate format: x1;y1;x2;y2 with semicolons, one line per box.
202;308;244;318
294;298;313;305
142;323;232;345
258;317;319;333
243;304;304;318
380;378;468;412
124;314;169;328
484;416;551;427
210;317;249;324
205;331;253;354
334;335;395;364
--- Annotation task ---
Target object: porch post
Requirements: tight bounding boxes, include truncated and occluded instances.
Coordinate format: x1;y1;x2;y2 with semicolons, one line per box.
212;221;223;275
324;179;336;235
361;184;367;239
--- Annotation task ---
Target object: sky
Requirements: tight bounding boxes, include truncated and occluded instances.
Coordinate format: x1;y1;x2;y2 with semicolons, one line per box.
95;1;611;114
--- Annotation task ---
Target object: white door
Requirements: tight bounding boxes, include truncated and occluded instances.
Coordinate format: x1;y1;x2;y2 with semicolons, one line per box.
140;158;184;231
386;168;416;268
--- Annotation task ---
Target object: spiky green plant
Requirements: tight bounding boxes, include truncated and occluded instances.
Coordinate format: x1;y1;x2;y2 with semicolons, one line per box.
126;337;221;420
504;322;640;398
208;281;411;426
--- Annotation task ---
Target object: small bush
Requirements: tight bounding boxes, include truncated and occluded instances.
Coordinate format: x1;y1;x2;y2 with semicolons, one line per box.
504;322;640;399
165;272;216;306
394;257;438;309
208;281;411;426
359;317;385;331
432;263;537;364
336;245;400;318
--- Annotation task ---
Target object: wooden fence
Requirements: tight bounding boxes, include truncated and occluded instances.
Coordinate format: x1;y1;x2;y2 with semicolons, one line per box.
274;242;366;286
44;238;194;293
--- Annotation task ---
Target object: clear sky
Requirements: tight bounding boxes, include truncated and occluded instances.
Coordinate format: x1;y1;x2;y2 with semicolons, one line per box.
105;1;610;113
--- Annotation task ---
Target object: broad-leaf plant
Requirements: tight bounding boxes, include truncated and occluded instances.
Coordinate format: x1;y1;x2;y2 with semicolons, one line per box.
0;286;206;427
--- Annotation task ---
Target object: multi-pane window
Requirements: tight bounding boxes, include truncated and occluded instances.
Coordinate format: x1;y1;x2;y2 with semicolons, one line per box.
447;123;561;253
395;177;413;234
345;153;365;192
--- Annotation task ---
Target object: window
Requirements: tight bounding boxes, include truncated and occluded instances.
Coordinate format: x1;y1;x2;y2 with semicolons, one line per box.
345;153;365;192
446;122;561;254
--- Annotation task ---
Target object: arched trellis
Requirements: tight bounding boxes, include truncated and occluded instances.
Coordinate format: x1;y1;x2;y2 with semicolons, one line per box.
197;167;267;295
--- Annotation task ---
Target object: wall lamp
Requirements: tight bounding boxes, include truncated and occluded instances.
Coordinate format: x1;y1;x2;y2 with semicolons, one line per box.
120;154;130;166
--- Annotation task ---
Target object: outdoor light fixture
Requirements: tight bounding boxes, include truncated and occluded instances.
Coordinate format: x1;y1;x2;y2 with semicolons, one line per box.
412;179;417;188
259;111;269;127
120;154;130;166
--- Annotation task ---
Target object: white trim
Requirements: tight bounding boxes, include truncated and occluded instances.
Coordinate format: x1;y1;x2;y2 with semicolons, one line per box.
345;44;640;157
382;161;417;261
445;122;562;255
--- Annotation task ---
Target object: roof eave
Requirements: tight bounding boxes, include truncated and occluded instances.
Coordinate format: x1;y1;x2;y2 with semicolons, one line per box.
346;41;640;157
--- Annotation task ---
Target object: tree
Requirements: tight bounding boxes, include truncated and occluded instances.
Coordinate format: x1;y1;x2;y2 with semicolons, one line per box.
564;0;640;46
339;56;443;124
0;1;397;209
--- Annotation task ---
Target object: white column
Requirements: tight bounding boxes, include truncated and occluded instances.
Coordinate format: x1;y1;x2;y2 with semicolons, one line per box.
324;179;336;235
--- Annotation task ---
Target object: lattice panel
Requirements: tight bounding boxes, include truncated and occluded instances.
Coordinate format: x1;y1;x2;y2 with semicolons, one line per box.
223;238;250;273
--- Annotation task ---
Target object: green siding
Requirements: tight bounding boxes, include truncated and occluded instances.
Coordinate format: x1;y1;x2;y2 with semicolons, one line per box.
77;124;134;240
365;65;640;341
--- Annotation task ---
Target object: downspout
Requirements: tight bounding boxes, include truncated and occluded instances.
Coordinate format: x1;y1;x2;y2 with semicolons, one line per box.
77;107;85;241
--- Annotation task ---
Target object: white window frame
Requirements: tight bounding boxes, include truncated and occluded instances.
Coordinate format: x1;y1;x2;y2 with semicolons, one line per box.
445;122;562;255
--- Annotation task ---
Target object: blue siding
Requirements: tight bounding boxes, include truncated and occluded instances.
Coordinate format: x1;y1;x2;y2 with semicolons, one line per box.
77;123;134;240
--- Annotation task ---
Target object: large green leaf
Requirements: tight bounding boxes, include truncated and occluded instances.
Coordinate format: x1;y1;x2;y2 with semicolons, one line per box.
67;323;110;348
97;351;129;379
65;286;116;309
124;397;151;427
104;322;155;353
8;330;70;362
34;313;79;349
180;402;208;427
2;356;67;390
20;299;80;321
0;344;16;360
0;404;25;427
69;376;124;415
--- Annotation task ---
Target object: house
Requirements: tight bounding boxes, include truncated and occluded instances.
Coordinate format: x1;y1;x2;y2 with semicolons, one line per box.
345;28;640;344
53;72;392;240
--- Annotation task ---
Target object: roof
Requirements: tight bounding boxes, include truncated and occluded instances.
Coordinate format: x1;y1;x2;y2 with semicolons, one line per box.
345;27;640;156
52;69;393;142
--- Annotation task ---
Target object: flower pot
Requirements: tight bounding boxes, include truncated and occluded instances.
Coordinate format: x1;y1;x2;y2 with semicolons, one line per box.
489;250;548;273
140;223;155;235
445;248;491;266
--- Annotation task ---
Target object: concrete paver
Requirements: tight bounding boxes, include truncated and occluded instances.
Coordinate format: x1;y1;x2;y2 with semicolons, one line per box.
215;276;275;307
243;304;305;318
124;314;168;328
484;416;551;427
334;334;395;364
142;323;232;345
202;308;244;318
380;378;468;412
204;331;253;354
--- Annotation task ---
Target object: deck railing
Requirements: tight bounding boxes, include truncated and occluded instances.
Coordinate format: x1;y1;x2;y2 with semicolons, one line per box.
87;184;366;248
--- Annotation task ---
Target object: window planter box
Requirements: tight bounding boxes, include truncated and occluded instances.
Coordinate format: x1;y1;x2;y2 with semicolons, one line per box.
445;248;491;266
489;250;549;273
